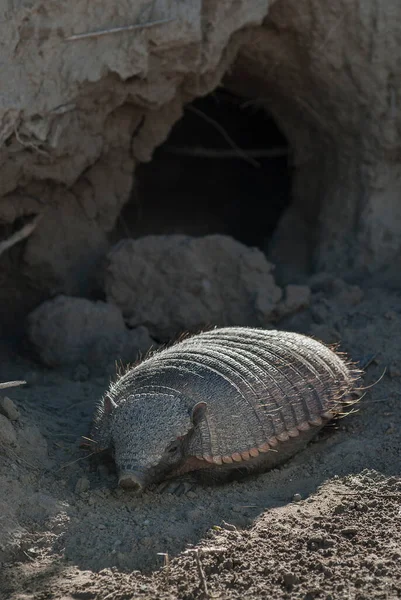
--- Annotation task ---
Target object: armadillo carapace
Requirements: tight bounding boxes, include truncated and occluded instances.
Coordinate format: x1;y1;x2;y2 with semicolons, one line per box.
90;327;361;490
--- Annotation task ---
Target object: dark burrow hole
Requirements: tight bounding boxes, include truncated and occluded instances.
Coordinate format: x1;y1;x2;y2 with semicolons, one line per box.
114;88;293;251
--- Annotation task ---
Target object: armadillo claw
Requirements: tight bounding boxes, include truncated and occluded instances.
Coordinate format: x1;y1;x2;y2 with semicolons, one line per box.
155;478;196;496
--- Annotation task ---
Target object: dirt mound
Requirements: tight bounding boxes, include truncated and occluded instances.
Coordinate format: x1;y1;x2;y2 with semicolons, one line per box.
27;295;155;368
104;234;282;339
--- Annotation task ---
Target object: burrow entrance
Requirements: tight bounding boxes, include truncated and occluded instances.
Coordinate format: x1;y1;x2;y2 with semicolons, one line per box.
114;89;293;252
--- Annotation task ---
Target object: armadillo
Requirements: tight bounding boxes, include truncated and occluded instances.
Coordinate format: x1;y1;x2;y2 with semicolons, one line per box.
90;327;361;490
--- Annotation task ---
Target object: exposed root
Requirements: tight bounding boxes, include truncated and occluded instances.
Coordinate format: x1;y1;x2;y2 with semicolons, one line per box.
164;145;289;159
187;105;260;168
0;215;41;258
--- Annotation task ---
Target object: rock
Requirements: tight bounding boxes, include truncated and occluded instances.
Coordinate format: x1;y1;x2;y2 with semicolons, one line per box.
75;477;90;494
104;235;282;338
0;415;18;446
0;397;20;421
27;296;155;368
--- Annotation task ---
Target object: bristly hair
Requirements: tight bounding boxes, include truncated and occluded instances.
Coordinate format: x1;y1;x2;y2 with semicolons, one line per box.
111;323;218;379
87;325;217;446
310;336;365;385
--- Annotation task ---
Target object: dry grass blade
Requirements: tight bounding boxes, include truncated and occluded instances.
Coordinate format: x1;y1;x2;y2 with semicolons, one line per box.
54;450;99;472
65;18;174;41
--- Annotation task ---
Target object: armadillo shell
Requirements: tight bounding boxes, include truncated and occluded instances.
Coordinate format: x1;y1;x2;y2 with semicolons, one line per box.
120;327;360;463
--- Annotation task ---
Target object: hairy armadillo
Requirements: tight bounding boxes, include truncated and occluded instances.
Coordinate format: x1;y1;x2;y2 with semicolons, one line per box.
90;327;361;490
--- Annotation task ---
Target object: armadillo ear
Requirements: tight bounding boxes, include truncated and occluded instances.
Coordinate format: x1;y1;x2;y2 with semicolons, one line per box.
104;395;117;414
191;401;208;426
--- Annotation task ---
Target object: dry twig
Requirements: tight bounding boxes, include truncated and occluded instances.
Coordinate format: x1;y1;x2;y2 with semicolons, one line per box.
164;145;289;159
185;549;210;598
0;380;27;389
334;491;401;499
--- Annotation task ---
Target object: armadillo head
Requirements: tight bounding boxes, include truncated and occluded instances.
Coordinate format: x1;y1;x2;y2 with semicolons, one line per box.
93;392;197;490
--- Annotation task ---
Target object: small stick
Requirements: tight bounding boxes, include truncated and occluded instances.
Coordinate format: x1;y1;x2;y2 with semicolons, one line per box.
65;18;174;41
0;380;27;389
0;215;41;258
23;551;36;562
194;550;209;598
163;145;289;159
185;549;210;597
334;491;401;499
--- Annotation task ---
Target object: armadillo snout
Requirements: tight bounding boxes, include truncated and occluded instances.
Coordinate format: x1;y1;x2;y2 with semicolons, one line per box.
118;471;147;490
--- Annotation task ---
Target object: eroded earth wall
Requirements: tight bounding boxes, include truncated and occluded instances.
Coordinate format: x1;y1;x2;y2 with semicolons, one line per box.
1;0;400;333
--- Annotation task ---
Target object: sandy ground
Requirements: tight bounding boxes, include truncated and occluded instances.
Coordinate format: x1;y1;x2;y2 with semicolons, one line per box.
0;278;400;599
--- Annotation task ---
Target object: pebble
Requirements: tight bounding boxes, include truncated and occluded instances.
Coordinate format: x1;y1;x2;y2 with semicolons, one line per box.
388;365;401;378
293;493;302;502
384;311;397;320
0;396;20;421
75;477;90;494
333;503;346;514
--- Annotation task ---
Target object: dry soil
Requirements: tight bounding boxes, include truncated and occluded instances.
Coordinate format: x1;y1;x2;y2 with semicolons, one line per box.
0;278;400;600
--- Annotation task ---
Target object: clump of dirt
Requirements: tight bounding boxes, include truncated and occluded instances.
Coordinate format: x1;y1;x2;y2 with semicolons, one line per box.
27;295;156;369
103;234;282;339
0;275;400;599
